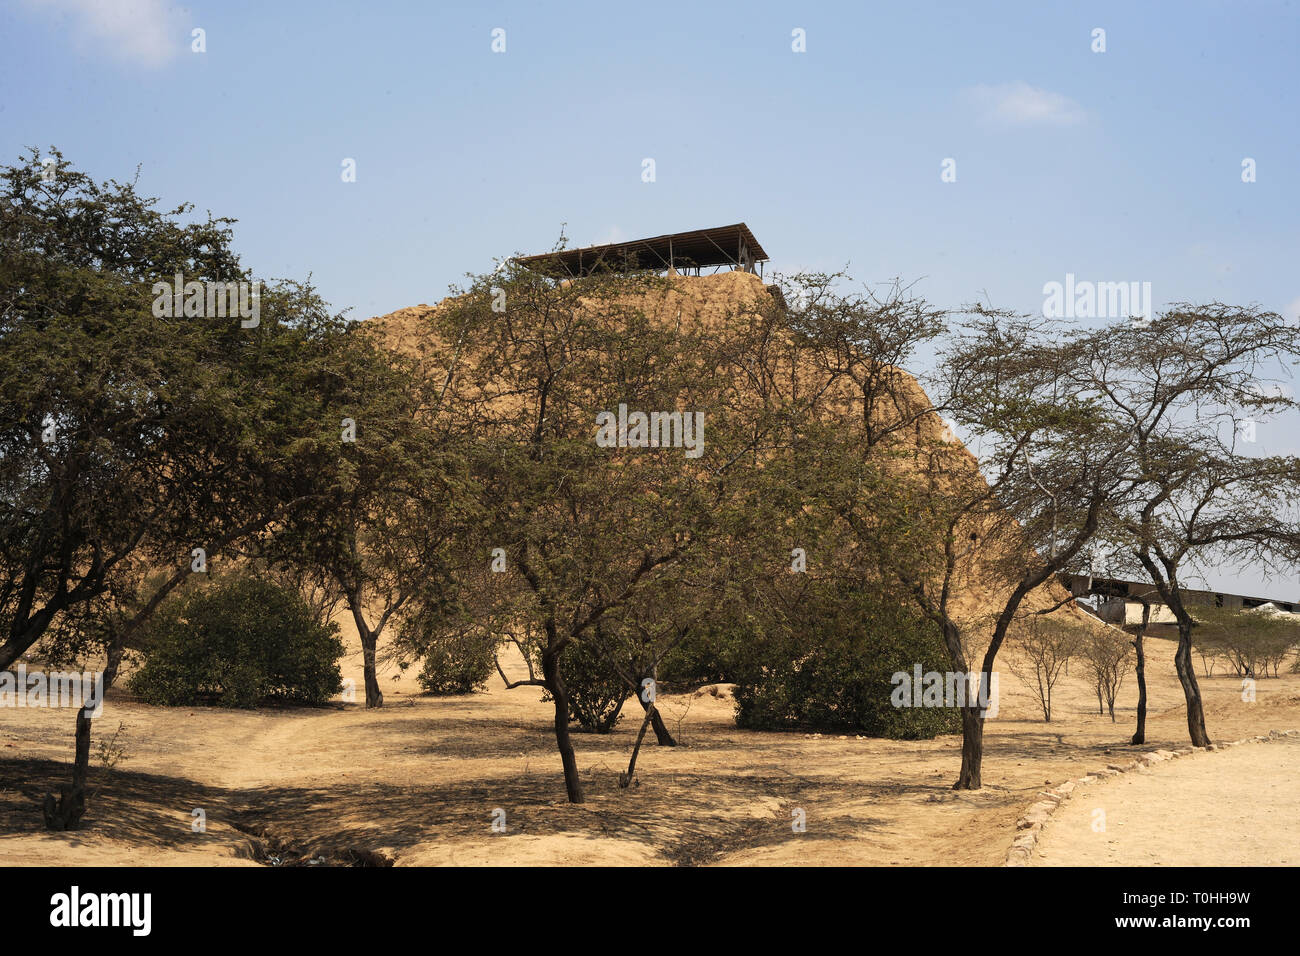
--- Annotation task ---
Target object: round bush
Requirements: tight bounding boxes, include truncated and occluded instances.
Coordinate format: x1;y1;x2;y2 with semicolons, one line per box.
541;639;630;733
732;590;960;740
128;574;344;707
414;631;496;695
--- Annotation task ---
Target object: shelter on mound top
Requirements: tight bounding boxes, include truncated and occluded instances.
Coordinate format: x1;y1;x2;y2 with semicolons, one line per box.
515;223;769;278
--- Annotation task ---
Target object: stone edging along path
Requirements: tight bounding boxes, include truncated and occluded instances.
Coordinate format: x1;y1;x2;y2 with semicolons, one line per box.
1003;728;1300;866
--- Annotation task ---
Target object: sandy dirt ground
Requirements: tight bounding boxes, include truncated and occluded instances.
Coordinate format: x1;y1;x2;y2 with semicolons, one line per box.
1031;735;1300;866
2;624;1298;867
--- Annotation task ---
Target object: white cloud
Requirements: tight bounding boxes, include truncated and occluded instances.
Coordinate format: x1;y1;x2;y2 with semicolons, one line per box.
23;0;187;68
1284;296;1300;324
965;81;1087;127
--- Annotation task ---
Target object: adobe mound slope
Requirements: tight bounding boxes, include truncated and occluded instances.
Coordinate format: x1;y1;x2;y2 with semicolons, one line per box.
365;270;1109;645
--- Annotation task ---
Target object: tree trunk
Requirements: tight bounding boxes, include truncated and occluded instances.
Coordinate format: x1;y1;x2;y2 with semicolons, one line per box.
954;704;984;789
43;710;91;831
1131;620;1148;745
542;650;584;803
646;704;676;747
1174;622;1211;746
637;665;676;746
346;589;384;708
939;619;983;790
43;642;124;831
360;631;383;708
619;705;656;788
353;614;383;708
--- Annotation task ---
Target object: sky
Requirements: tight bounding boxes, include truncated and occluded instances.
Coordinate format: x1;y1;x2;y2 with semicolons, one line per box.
2;0;1298;596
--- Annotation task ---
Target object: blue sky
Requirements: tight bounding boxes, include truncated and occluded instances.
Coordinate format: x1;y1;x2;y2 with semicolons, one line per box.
3;0;1298;596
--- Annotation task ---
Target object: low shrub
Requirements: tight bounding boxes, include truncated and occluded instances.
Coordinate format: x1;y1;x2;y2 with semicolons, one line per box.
414;630;497;695
732;591;959;739
542;639;630;733
128;574;344;707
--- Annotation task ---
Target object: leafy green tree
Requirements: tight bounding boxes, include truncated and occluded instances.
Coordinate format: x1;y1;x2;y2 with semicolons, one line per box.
433;258;799;802
1192;605;1300;680
260;321;474;708
732;582;959;738
0;149;394;824
0;148;359;670
1072;304;1300;745
396;587;497;695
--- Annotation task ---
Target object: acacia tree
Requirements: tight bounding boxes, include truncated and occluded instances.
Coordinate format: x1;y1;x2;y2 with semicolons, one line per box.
0;150;354;673
827;307;1135;788
598;577;784;789
430;262;713;801
784;271;948;448
1071;305;1300;746
1192;605;1300;679
1;150;400;825
433;256;825;802
263;323;474;708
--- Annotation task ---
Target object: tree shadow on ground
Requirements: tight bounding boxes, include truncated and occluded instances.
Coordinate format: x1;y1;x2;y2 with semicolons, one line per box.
0;757;242;852
0;753;901;866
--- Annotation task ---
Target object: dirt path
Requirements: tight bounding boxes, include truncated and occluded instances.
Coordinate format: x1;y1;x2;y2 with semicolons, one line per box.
1032;737;1300;866
5;631;1299;866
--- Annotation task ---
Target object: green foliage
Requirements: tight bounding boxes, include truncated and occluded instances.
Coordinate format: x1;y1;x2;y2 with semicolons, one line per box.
413;631;496;695
392;577;498;696
0;148;367;671
658;623;746;687
128;574;344;707
733;590;960;739
543;640;630;733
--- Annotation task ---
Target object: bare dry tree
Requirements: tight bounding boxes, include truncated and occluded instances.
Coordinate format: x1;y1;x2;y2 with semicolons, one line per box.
1078;627;1132;721
1006;612;1078;722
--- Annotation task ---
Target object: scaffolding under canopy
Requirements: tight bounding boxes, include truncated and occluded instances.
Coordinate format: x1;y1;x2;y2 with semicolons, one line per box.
515;223;769;278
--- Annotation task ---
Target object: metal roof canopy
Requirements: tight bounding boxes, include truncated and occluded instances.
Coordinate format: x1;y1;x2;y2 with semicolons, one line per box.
515;223;769;277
